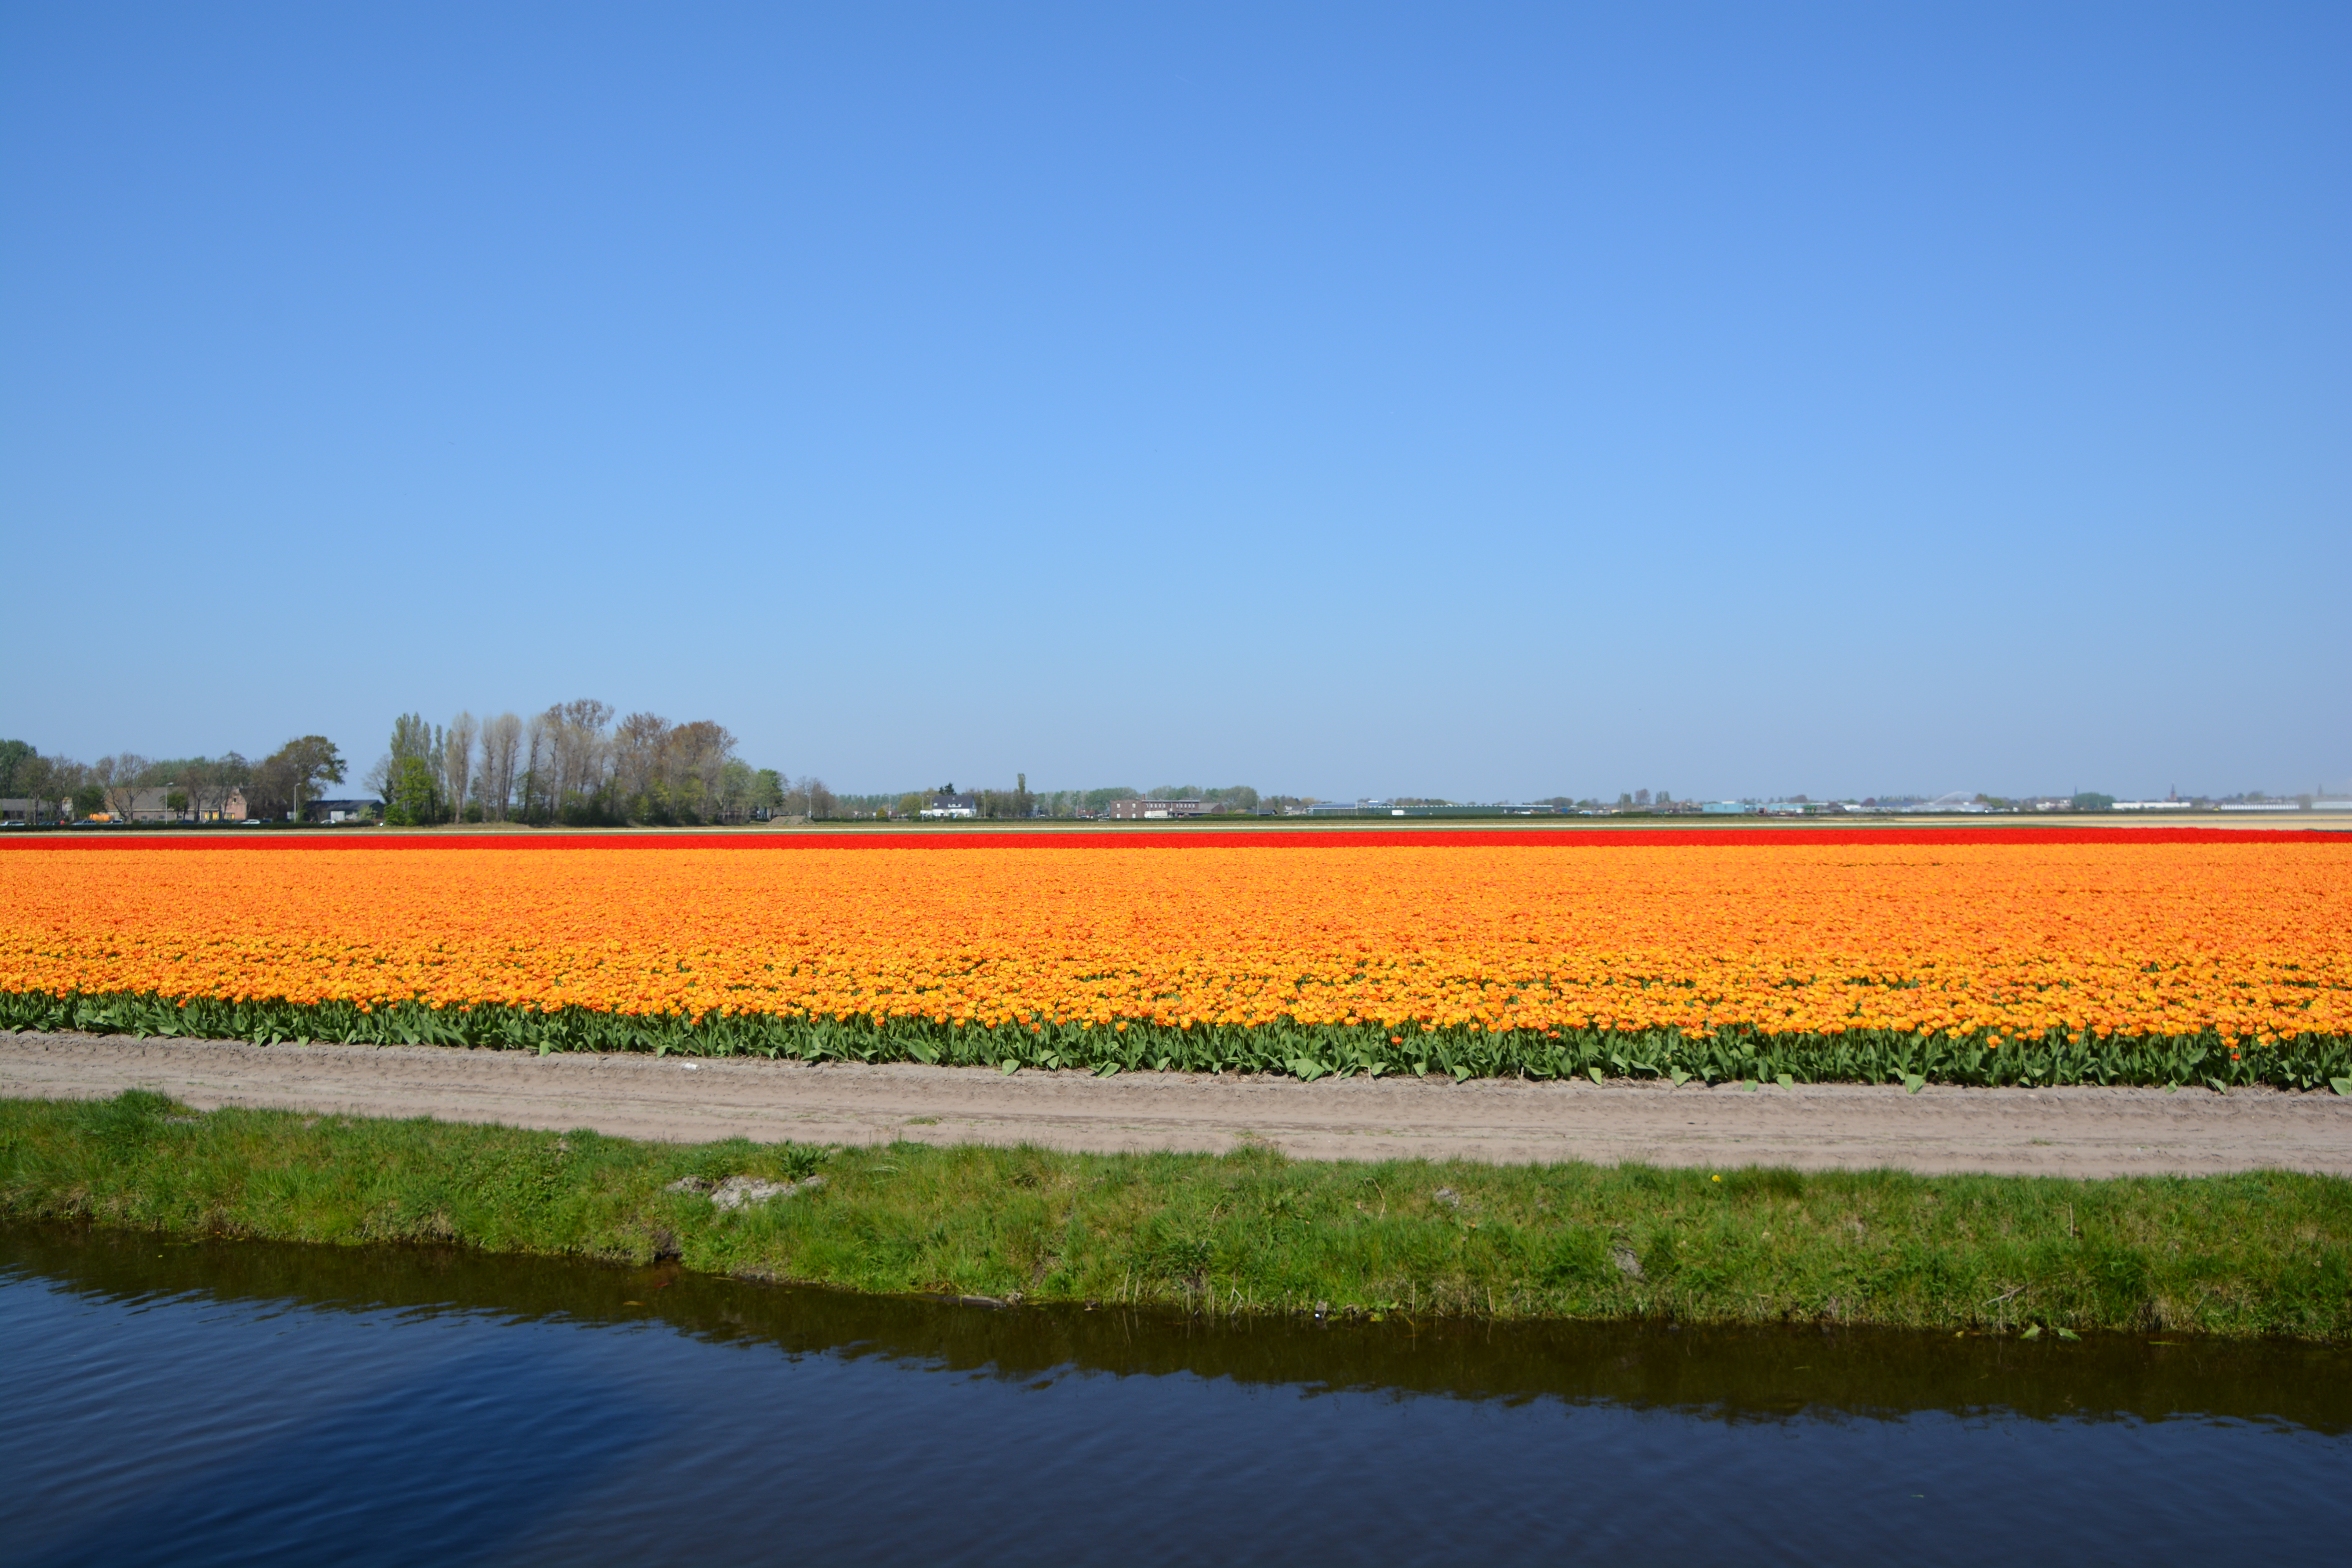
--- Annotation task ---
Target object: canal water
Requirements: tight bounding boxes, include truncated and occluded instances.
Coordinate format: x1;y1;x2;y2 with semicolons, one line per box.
4;1225;2347;1566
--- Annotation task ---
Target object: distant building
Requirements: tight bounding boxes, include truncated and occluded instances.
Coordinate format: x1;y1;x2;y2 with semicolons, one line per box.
920;793;979;818
1107;798;1208;819
2;786;253;825
305;798;377;824
1701;801;1757;815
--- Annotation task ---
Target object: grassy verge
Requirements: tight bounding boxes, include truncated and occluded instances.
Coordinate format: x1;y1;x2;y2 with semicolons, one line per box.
5;1092;2347;1340
8;990;2351;1092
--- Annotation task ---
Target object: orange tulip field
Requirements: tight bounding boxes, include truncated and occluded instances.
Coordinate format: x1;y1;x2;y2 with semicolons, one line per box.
3;833;2345;1089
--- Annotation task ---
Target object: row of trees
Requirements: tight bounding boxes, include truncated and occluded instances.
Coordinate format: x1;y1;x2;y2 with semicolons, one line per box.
363;702;808;826
0;737;345;824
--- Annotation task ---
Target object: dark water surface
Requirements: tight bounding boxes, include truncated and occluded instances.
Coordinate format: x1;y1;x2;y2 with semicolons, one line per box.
4;1226;2347;1566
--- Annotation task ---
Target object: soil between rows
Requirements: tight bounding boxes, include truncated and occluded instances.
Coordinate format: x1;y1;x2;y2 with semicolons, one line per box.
6;1030;2348;1176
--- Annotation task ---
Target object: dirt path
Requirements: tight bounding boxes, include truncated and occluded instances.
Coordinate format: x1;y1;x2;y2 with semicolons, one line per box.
5;1031;2348;1176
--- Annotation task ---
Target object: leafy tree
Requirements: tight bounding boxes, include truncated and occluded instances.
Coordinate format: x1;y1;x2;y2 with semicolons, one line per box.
0;739;32;799
388;755;440;825
379;714;439;815
978;775;1037;818
265;736;347;821
389;714;435;769
718;758;756;821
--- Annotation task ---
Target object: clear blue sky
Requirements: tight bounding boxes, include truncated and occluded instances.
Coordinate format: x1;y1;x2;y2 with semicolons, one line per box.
5;4;2345;802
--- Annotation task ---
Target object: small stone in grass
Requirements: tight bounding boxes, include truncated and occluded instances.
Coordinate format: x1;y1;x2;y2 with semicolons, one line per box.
668;1173;824;1207
710;1175;804;1211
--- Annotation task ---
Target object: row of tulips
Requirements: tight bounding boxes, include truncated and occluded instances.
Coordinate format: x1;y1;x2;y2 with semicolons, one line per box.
3;986;2346;1093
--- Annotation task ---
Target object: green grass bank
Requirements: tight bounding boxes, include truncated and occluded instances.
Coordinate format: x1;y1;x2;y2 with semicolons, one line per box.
5;1091;2347;1340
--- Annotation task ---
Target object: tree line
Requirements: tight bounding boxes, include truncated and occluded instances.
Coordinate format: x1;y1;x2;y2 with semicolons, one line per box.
363;701;811;826
0;736;344;824
11;724;1653;829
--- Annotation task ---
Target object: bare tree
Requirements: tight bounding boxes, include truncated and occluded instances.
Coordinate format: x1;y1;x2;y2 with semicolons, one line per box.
520;712;551;820
55;758;93;822
203;751;252;820
173;759;215;823
662;720;735;820
784;774;834;820
362;753;393;808
479;713;522;821
541;699;614;817
19;755;83;823
443;712;478;822
94;754;151;820
16;755;53;823
613;711;670;811
546;705;583;809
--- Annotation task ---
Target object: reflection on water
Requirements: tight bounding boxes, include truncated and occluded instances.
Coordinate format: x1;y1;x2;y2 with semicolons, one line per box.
4;1224;2347;1566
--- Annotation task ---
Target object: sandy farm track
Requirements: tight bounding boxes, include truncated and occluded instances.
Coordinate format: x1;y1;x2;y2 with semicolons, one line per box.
6;1032;2349;1177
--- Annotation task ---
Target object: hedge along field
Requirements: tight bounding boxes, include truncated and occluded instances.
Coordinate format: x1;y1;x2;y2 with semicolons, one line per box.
2;832;2348;1092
